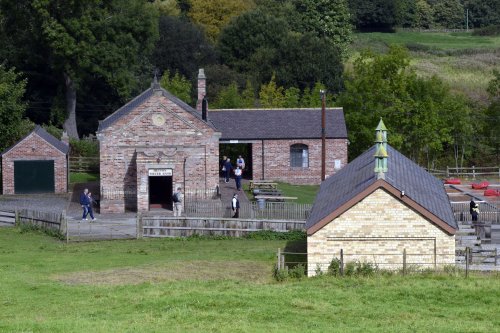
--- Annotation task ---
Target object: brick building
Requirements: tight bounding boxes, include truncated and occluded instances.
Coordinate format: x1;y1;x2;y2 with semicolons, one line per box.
209;108;348;185
306;121;456;276
97;77;221;213
1;126;69;194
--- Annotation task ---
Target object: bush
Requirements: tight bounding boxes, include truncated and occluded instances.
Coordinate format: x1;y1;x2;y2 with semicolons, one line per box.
472;25;500;36
18;223;64;240
328;258;341;276
288;264;306;280
245;230;306;241
273;265;288;282
70;136;99;157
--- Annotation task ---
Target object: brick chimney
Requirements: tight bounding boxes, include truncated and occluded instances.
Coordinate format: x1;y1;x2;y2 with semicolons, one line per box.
196;68;206;112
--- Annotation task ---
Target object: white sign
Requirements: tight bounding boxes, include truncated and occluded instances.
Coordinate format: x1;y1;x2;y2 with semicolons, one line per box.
334;159;342;170
229;140;239;143
148;169;172;177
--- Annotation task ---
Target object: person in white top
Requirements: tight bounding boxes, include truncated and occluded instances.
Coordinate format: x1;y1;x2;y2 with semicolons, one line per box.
234;166;242;191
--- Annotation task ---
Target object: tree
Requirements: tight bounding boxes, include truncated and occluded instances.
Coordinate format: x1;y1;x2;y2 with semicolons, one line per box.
432;0;464;29
188;0;255;42
0;66;29;151
153;15;216;81
150;0;180;16
483;70;500;164
0;0;159;138
160;71;192;104
338;45;471;166
293;0;352;57
463;0;500;28
259;74;286;108
395;0;417;28
348;0;397;32
415;0;434;29
211;82;243;109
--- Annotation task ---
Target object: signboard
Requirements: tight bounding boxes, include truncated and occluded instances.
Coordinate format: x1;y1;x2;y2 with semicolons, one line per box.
229;140;239;144
148;168;172;177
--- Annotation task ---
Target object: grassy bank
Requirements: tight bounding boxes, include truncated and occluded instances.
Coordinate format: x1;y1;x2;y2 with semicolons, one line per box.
351;32;500;103
1;228;499;332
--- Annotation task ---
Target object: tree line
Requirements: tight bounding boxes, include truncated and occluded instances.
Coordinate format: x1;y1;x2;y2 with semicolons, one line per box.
0;0;498;167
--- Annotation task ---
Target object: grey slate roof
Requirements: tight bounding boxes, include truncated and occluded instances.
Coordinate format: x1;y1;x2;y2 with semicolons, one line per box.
208;108;347;140
1;125;69;156
306;144;457;231
97;86;217;132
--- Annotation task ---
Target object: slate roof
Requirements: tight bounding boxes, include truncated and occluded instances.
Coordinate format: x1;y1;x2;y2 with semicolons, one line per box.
1;125;69;156
306;144;457;233
208;108;347;140
97;85;217;132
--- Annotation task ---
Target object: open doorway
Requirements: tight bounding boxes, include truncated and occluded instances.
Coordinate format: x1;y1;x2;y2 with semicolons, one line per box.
149;176;172;210
220;143;253;179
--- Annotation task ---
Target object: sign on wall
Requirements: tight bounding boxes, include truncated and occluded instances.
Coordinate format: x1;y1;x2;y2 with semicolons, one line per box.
148;169;173;177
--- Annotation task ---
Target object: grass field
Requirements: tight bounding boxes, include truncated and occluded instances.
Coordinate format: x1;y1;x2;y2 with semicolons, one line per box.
1;228;499;332
69;172;99;184
351;32;500;103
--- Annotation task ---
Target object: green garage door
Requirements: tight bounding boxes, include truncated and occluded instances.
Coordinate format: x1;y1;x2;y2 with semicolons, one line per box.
14;160;55;194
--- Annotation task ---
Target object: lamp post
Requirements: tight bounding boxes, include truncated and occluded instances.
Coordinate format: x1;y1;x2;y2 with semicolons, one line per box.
320;90;326;181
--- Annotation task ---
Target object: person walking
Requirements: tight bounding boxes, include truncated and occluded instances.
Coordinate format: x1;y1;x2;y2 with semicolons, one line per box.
234;166;242;191
79;188;90;220
223;158;233;183
87;192;97;221
231;193;240;218
173;187;184;217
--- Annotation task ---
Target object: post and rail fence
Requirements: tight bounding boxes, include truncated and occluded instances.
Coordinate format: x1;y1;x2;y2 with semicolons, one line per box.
426;166;500;181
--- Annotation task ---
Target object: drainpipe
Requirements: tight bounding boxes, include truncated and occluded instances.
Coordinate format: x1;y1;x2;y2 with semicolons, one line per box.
261;139;265;180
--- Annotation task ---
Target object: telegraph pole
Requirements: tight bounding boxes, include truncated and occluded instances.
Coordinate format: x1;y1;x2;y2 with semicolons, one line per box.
320;90;326;181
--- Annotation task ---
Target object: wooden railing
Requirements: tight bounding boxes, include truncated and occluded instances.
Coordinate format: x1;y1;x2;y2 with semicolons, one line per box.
426;166;500;180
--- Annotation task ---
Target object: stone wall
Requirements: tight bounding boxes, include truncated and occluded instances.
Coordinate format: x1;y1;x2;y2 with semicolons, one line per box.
2;133;67;194
307;188;455;276
251;138;348;185
99;90;220;213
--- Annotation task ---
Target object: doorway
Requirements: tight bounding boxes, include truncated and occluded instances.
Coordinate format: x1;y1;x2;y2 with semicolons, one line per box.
148;176;172;210
220;143;253;179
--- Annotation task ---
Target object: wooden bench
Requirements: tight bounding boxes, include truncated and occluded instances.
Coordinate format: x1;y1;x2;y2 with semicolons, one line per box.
254;195;297;201
249;180;277;190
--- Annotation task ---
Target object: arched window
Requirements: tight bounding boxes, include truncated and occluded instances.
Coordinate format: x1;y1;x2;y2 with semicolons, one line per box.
290;144;309;168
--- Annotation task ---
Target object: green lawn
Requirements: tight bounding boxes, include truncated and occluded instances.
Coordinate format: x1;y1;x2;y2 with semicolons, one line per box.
69;172;99;184
278;182;319;204
353;31;500;51
1;228;499;332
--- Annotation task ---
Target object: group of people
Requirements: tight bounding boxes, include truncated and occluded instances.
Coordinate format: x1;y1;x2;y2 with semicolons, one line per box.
79;188;97;221
221;155;245;191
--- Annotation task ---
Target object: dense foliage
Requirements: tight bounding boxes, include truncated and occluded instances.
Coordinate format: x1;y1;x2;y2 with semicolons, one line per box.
0;0;497;167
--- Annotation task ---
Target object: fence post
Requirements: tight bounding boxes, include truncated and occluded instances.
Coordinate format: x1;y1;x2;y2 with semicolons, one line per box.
277;248;281;271
136;212;142;239
465;247;469;278
446;166;449;178
65;214;69;244
403;249;407;276
281;254;285;270
340;249;344;276
15;210;19;226
495;248;498;266
472;165;476;180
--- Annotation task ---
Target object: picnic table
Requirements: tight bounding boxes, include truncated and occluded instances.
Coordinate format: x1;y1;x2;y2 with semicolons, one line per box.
249;180;278;190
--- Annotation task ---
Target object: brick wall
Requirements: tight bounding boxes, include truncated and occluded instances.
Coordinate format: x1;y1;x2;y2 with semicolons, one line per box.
251;138;348;185
307;188;455;276
99;90;220;213
2;133;67;194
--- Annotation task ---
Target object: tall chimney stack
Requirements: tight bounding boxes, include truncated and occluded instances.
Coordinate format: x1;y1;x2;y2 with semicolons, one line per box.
196;68;206;112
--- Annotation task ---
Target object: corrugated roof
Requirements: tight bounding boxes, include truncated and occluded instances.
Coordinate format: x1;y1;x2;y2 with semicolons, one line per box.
208;108;347;140
98;86;217;132
1;125;69;156
306;144;457;232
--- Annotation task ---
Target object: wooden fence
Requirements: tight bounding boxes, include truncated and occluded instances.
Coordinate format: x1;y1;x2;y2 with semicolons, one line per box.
0;210;16;226
69;156;99;173
427;166;500;180
17;209;64;233
140;216;305;238
185;199;312;221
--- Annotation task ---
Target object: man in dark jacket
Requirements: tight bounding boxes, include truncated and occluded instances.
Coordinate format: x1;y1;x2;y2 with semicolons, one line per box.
231;193;240;218
80;188;90;220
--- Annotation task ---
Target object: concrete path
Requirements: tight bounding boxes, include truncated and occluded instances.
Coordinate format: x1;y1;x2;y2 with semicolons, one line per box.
218;177;251;206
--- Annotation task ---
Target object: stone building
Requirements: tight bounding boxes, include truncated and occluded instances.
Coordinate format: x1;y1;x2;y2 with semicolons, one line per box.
1;126;69;194
209;108;348;185
306;120;456;276
97;77;220;213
